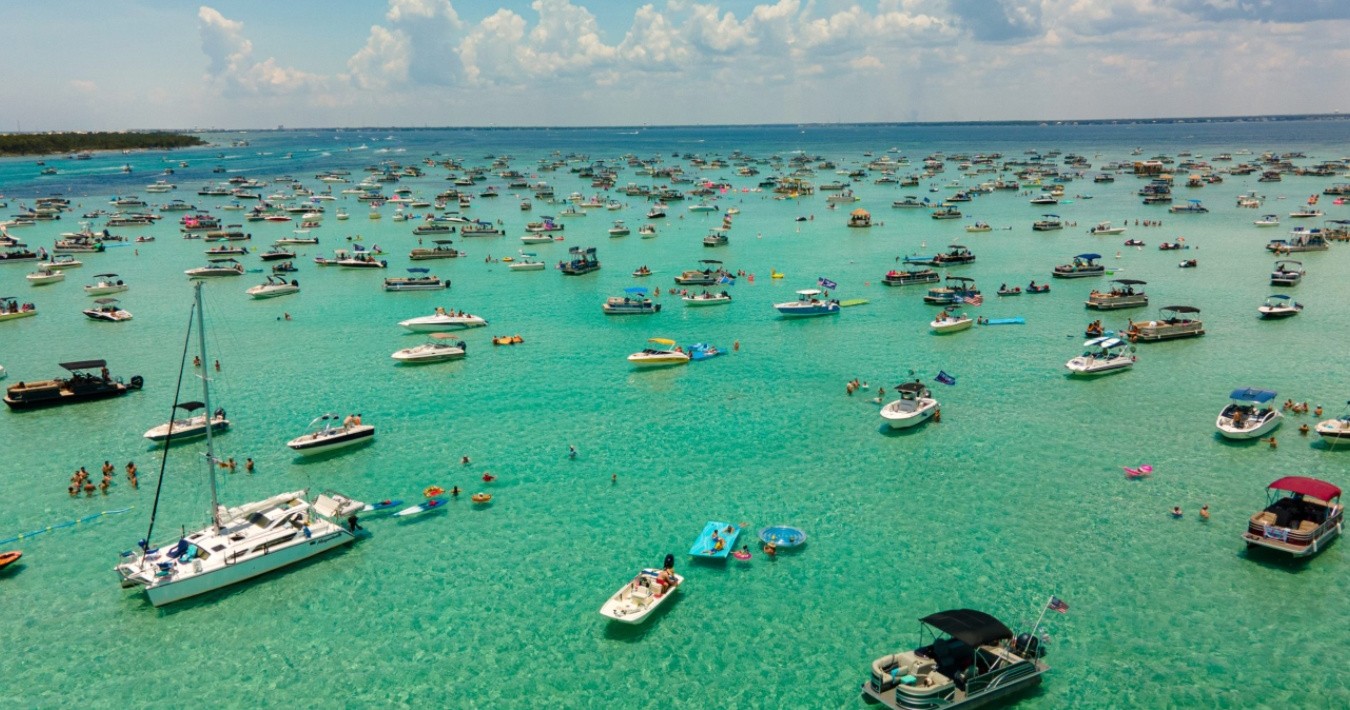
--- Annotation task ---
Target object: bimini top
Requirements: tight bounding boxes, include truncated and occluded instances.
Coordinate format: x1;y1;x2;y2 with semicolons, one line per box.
1268;476;1341;502
1230;387;1277;403
796;289;823;296
623;286;648;294
1265;294;1291;301
921;609;1013;647
1161;305;1200;314
698;259;723;264
176;401;206;412
60;359;107;371
1085;336;1126;348
1076;253;1102;261
896;382;928;395
406;267;430;274
1112;278;1147;286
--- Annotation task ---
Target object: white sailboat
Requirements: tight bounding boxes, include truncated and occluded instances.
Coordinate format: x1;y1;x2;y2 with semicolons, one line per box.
114;282;366;607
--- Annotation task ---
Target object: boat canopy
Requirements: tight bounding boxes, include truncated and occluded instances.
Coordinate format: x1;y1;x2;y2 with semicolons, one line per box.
432;239;454;245
623;287;648;294
1230;387;1277;403
648;338;676;345
698;259;723;264
1265;294;1291;301
176;401;206;412
920;609;1013;647
1274;260;1302;267
93;297;121;304
1085;336;1126;348
60;359;107;371
946;276;976;283
93;273;119;278
1268;476;1341;502
1043;214;1060;218
1161;305;1200;314
796;289;822;296
1076;253;1102;260
895;382;927;395
1112;278;1146;286
406;267;430;273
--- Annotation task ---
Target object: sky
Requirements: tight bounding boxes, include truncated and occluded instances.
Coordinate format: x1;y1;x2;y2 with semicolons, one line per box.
3;0;1348;130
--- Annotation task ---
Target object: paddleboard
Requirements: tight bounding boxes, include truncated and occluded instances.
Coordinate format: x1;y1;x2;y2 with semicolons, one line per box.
838;299;869;307
363;499;403;512
983;317;1025;325
395;498;445;516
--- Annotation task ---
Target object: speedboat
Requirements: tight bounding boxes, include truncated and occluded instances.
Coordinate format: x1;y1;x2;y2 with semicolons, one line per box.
879;382;939;429
286;413;375;456
632;266;652;278
1085;279;1147;310
337;252;387;269
674;260;727;285
603;288;661;315
4;359;142;410
1270;260;1304;286
1314;404;1350;445
1254;214;1280;227
508;252;545;271
383;268;446;291
930;309;973;334
258;247;296;262
627;338;690;368
775;289;840;317
1126;305;1204;342
38;254;83;270
638;224;657;238
1051;253;1104;279
1216;387;1282;440
683;291;731;307
1257;294;1302;319
83;298;133;322
1088;221;1126;235
246;275;300;299
608;220;630;237
861;608;1050;710
143;402;230;442
1065;336;1135;377
598;558;683;624
26;267;65;285
185;258;245;278
965;222;991;233
398;309;488;332
1242;477;1343;558
391;334;467;364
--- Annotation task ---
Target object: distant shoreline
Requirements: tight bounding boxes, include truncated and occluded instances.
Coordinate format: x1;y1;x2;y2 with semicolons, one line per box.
0;132;206;157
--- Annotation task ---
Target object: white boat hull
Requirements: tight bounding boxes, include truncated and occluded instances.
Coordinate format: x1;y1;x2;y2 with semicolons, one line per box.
683;296;731;306
246;285;299;299
399;315;487;332
85;284;129;296
1065;356;1134;376
930;318;973;333
880;401;938;429
1217;413;1282;440
287;425;375;455
598;570;683;624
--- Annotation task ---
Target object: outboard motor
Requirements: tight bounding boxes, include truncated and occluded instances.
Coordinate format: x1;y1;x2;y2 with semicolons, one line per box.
1013;633;1045;659
663;553;675;570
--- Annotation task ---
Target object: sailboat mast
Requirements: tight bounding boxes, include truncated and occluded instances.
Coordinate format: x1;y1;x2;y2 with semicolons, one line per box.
194;282;222;531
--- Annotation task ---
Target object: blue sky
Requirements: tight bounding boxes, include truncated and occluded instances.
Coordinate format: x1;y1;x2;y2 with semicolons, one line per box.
4;0;1348;130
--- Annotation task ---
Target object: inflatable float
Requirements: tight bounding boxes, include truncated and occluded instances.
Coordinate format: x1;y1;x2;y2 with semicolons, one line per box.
471;493;492;504
1124;464;1153;478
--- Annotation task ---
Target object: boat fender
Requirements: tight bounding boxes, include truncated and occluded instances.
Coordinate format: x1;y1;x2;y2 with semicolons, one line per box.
129;375;144;389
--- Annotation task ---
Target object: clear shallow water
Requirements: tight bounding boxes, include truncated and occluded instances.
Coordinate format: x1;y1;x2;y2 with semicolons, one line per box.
1;121;1349;707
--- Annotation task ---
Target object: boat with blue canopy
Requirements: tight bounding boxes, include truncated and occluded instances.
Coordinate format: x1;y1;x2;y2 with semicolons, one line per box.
774;289;840;317
384;267;446;291
689;521;739;559
1052;253;1104;279
1257;294;1302;319
603;286;660;315
1065;336;1134;377
1216;387;1282;440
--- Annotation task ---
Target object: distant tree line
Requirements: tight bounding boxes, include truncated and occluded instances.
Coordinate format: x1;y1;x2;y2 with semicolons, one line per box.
0;132;205;156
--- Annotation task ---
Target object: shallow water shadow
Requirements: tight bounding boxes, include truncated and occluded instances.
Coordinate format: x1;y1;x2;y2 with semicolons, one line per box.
290;439;374;465
1235;543;1323;573
877;422;933;438
1211;433;1265;447
141;542;361;616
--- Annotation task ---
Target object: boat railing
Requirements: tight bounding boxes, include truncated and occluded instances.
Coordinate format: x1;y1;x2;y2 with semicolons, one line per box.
1248;505;1342;545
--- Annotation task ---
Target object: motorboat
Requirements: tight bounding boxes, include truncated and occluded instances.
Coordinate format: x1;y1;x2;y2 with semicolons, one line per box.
1242;477;1342;558
26;267;65;285
689;521;740;559
1178;258;1198;268
882;269;940;287
1158;241;1188;251
1085;279;1147;310
1257;294;1302;319
965;222;991;233
1088;221;1126;235
185;258;244;278
1123;239;1145;247
258;247;296;262
559;246;600;275
1216;387;1283;440
996;285;1021;297
383;268;446;291
687;343;723;361
1169;199;1209;214
525;216;564;232
774;289;840;317
603;288;661;315
0;248;40;263
246;275;300;299
922;276;980;306
409;240;463;260
115;285;366;607
1315;404;1350;445
930;309;973;334
638;224;657;238
4;359;142;410
674;260;728;285
204;245;246;257
1270;260;1304;286
286;413;375;455
337;252;387;269
632;266;652;278
1032;214;1063;231
1029;193;1059;204
930;206;962;220
608;220;630;237
1065;336;1135;376
391;333;467;364
38;254;82;270
932;245;976;266
143;402;230;442
412;223;452;235
275;233;319;245
509;252;545;271
879;382;939;429
1289;206;1324;219
1254;214;1280;227
892;196;926;208
83;298;133;322
627;338;690;368
1052;253;1104;279
702;230;729;247
683;291;732;307
460;220;504;237
861;608;1050;710
1267;228;1329;253
0;299;38;321
1126;305;1204;342
398;309;488;332
598;559;683;624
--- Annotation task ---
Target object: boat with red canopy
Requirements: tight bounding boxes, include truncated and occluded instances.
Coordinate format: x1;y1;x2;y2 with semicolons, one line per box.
1242;476;1343;558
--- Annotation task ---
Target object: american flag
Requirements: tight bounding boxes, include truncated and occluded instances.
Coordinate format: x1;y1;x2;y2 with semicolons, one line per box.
1047;596;1069;614
963;294;983;306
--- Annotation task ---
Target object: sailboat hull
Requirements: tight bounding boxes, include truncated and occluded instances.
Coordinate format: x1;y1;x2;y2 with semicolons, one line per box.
139;529;355;607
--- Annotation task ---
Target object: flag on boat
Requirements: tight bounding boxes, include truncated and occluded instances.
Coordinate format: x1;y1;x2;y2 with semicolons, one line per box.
818;277;838;289
1047;596;1069;614
717;275;735;285
963;294;983;306
934;371;957;386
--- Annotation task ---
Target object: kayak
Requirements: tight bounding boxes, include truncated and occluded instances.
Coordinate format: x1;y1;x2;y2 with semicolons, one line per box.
0;550;22;570
362;499;404;512
395;498;446;517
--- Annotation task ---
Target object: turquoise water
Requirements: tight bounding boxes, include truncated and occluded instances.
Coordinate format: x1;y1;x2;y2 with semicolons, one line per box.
1;122;1348;707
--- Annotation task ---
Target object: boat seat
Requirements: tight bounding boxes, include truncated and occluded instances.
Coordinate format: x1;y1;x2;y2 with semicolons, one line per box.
870;654;905;692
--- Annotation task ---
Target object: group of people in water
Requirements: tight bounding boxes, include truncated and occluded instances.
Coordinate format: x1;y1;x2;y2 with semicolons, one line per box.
68;461;136;497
